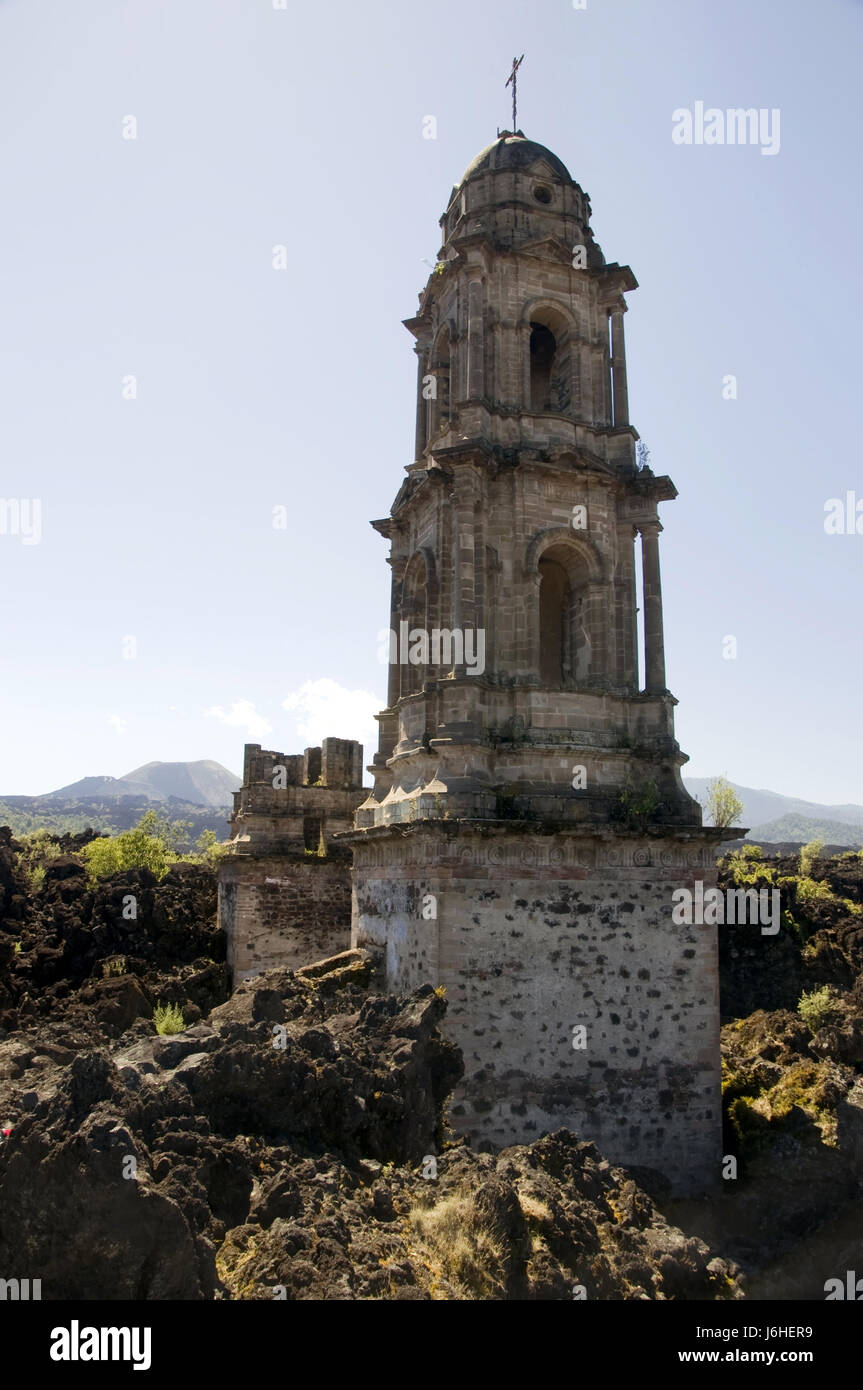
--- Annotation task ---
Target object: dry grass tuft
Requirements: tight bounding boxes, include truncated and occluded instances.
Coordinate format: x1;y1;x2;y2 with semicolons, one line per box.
409;1191;507;1298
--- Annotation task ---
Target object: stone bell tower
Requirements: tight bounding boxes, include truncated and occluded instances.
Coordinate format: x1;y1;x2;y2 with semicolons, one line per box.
342;132;737;1194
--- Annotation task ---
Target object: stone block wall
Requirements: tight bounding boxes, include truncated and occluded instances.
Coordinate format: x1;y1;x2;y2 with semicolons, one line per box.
349;822;728;1195
218;739;367;985
221;852;354;983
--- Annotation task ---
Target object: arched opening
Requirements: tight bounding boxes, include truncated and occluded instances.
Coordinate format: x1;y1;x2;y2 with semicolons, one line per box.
535;540;595;685
303;816;323;853
539;557;569;684
530;323;556;411
527;305;574;415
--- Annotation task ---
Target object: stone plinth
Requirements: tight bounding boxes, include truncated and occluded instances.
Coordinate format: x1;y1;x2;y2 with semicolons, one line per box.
345;819;733;1195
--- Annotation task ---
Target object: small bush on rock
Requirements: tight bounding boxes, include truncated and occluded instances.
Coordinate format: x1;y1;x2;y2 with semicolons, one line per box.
81;811;178;884
798;985;842;1031
154;1002;186;1035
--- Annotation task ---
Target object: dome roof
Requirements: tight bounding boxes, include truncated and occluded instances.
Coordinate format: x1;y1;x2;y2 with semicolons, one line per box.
459;132;573;186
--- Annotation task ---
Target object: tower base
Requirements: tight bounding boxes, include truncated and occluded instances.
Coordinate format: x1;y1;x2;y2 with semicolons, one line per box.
345;820;731;1195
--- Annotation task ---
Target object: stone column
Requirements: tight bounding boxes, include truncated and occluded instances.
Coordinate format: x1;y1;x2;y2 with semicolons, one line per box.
640;521;666;693
466;280;484;400
490;318;504;407
595;327;611;427
414;346;428;461
451;513;461;639
426;367;443;443
610;308;629;426
387;553;406;709
519;321;532;409
579;340;593;421
569;324;582;418
452;485;476;678
615;523;639;688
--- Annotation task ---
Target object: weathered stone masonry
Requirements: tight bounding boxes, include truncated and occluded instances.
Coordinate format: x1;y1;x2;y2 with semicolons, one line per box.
219;739;364;982
339;131;740;1194
220;130;739;1196
351;826;722;1187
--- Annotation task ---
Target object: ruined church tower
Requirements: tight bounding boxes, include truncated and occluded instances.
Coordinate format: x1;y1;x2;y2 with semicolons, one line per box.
343;131;737;1194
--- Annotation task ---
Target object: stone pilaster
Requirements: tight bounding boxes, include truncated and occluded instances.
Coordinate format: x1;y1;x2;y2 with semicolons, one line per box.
414;345;428;460
466;280;484;400
641;520;667;693
610;306;629;426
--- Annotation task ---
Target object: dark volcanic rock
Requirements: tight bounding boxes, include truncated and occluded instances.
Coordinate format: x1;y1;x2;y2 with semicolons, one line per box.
718;850;863;1019
0;961;462;1298
0;955;740;1301
0;1055;213;1299
0;838;227;1040
217;1131;740;1301
3;830;859;1301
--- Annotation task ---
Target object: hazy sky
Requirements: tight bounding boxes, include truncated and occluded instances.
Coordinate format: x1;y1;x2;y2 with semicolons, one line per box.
0;0;860;803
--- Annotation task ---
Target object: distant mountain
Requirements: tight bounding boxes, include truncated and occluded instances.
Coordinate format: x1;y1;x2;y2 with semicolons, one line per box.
0;793;230;847
43;774;156;801
684;778;863;837
0;760;241;846
746;814;863;850
44;760;240;809
118;761;241;807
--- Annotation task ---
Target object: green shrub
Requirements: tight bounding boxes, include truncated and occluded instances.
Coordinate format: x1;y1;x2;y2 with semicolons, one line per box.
17;829;64;892
727;1094;770;1156
799;838;825;876
783;908;808;944
186;828;229;866
797;985;842;1031
794;875;861;919
704;775;743;829
795;876;834;909
102;956;128;978
81;811;178;884
614;777;660;829
725;844;776;887
18;829;63;857
153;1002;185;1035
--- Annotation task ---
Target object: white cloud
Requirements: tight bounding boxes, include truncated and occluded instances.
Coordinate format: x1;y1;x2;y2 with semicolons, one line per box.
205;698;272;740
281;678;379;759
108;714;127;735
